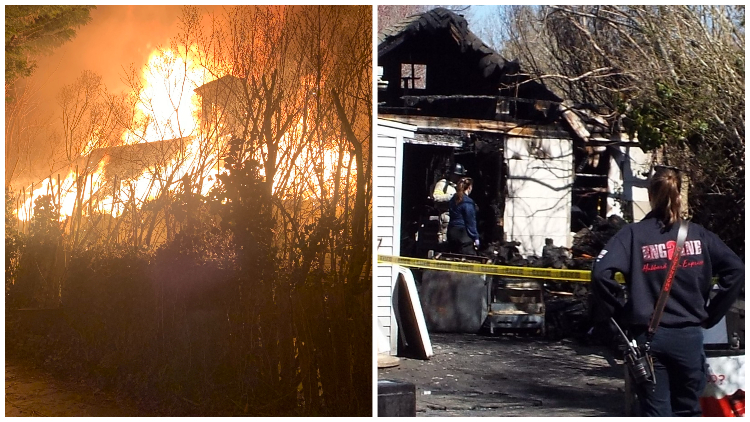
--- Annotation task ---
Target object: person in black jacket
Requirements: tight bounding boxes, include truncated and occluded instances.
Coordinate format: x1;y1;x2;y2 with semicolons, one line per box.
432;163;468;243
591;167;744;417
447;177;479;255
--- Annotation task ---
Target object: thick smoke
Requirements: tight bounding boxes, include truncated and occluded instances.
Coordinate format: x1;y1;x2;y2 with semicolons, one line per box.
28;6;186;117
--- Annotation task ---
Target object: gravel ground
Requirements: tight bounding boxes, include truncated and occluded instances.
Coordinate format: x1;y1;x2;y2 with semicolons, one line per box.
379;333;627;417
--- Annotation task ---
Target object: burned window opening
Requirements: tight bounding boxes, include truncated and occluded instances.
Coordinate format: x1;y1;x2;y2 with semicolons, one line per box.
401;63;426;90
571;144;611;233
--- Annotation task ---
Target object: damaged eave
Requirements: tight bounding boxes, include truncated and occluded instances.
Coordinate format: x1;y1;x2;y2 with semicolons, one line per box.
379;113;570;139
559;100;641;150
559;100;591;141
409;133;463;147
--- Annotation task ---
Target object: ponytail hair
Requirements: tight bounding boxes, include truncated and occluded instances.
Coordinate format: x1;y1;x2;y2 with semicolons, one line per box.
648;167;682;228
454;177;473;204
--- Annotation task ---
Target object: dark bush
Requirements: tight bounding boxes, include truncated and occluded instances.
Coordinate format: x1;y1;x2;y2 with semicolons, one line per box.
8;195;63;308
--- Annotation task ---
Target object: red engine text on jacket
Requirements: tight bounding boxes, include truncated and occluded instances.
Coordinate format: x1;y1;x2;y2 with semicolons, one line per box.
641;240;703;261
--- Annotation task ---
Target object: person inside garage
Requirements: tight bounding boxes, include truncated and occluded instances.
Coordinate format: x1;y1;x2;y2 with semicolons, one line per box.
431;163;467;243
591;166;744;417
447;177;480;255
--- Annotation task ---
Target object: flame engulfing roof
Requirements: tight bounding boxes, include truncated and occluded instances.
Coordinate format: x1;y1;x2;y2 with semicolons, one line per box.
79;74;233;184
81;137;188;183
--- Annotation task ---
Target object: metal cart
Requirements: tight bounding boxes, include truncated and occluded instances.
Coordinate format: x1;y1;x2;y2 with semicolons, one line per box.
484;277;545;335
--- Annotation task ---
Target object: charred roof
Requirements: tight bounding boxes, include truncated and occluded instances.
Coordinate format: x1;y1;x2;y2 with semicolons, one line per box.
378;7;520;86
378;8;627;145
378;7;561;121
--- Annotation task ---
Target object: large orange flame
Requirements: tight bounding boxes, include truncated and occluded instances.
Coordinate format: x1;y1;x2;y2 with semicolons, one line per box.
124;46;209;144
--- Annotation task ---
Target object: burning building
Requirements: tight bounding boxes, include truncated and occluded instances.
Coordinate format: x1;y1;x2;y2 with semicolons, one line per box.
11;59;252;246
12;47;355;252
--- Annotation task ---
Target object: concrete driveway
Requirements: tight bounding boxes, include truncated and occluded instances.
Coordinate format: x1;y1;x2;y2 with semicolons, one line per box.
379;333;626;417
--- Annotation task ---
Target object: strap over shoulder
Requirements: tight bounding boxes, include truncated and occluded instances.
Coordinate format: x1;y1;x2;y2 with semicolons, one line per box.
647;219;689;339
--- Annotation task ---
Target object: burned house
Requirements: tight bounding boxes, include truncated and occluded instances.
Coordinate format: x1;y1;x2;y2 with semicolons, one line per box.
376;8;651;258
374;8;652;352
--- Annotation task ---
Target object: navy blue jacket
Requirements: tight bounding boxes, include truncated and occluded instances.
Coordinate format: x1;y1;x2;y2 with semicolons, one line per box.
591;213;744;329
448;194;479;241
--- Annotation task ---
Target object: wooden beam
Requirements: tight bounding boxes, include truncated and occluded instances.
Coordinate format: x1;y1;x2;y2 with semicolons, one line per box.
401;94;559;107
378;114;570;139
559;100;591;140
411;133;463;147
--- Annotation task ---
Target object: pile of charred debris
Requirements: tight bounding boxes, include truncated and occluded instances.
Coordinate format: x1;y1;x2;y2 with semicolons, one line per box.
458;215;626;341
478;215;627;270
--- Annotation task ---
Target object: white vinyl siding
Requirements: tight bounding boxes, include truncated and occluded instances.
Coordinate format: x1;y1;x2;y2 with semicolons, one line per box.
373;119;414;354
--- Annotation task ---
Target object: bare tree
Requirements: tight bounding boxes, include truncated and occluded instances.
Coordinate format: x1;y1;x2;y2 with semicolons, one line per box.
4;81;52;189
377;5;429;32
293;5;372;412
163;5;374;413
54;71;131;247
492;5;744;255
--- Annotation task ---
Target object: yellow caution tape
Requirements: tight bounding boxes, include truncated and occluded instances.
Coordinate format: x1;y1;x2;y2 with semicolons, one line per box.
377;254;626;284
